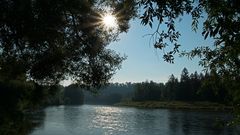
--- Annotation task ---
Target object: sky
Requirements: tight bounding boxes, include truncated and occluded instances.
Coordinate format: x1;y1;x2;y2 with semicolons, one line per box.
61;14;214;86
107;15;214;83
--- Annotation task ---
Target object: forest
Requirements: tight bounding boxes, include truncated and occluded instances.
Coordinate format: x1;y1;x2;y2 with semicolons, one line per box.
42;67;231;106
132;68;230;103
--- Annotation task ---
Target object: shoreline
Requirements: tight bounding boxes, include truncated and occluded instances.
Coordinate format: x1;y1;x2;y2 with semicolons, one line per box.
115;101;233;111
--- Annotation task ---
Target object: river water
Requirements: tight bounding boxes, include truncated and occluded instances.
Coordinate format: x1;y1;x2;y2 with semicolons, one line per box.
30;105;239;135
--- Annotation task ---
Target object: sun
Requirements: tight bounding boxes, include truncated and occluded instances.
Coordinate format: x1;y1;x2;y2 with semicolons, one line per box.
102;14;118;29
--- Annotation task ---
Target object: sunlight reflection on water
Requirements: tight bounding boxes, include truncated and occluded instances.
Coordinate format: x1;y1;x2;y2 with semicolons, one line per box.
92;106;127;134
30;105;239;135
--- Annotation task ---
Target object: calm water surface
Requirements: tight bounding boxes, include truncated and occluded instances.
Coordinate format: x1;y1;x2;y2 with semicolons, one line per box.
30;105;239;135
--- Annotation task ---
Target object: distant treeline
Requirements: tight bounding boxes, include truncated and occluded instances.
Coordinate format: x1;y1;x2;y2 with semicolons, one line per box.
47;83;134;105
45;84;84;105
83;68;232;105
49;67;232;105
84;83;134;105
133;68;231;104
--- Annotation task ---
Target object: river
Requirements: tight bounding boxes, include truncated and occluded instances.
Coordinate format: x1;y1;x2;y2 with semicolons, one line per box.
30;105;239;135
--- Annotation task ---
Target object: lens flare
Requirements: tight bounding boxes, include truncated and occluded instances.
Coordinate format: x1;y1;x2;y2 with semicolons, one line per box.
102;14;118;29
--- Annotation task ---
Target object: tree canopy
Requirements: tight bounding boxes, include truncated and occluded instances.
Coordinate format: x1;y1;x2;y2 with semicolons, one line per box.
2;0;238;91
137;0;239;123
0;0;136;88
137;0;240;104
0;0;137;127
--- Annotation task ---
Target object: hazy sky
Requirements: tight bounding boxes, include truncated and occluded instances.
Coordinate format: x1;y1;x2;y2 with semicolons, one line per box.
108;15;214;83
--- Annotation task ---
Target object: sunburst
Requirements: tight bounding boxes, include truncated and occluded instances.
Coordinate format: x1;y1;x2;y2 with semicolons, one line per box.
101;13;118;29
79;8;120;32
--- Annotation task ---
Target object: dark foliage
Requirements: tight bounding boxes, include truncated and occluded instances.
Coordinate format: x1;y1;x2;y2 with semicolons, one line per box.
0;0;137;88
137;0;240;105
0;0;136;126
84;82;134;105
137;0;239;122
133;68;231;103
64;84;84;105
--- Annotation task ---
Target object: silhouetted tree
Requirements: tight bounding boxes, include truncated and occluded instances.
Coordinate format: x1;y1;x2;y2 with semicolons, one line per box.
64;84;84;105
133;81;162;101
178;68;190;100
132;68;231;103
165;74;179;100
137;0;240;114
189;71;201;100
84;82;134;105
0;0;136;119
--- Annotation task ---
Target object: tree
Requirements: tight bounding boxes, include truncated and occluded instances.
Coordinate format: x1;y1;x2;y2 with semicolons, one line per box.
178;68;191;100
165;74;179;100
64;84;84;105
138;0;240;71
137;0;239;122
189;71;201;100
137;0;240;92
0;1;137;130
133;81;162;101
0;0;136;88
180;68;190;83
199;71;230;103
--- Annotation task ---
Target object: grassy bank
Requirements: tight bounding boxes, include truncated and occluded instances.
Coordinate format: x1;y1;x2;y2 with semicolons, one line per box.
115;101;233;111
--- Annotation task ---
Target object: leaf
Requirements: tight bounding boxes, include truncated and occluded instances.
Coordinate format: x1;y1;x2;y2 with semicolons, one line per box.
204;31;209;39
213;25;220;36
149;21;152;28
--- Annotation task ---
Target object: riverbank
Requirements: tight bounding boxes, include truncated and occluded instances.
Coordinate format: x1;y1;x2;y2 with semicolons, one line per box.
115;101;233;111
